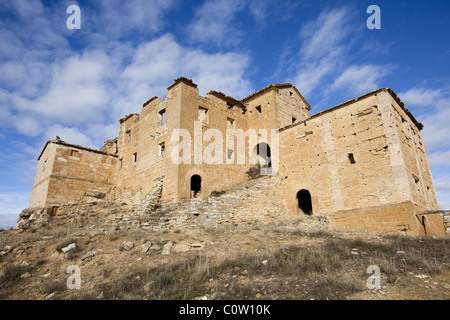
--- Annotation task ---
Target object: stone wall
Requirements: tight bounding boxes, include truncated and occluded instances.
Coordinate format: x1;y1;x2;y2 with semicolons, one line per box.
278;89;443;236
29;140;117;207
329;201;445;236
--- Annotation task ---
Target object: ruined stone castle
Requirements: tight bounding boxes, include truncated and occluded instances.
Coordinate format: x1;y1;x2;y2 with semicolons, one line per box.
28;77;446;236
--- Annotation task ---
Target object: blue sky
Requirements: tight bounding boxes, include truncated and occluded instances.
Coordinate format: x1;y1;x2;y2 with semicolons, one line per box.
1;0;449;228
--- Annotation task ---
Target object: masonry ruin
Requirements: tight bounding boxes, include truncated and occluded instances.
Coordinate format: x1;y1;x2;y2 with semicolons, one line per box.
27;77;447;236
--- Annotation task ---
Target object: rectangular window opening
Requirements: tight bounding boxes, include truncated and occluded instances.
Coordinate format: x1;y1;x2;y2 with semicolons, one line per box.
348;153;356;164
71;150;79;157
256;106;262;118
158;109;166;125
227;149;234;161
198;106;209;124
132;153;137;163
227;118;235;130
159;142;166;156
292;117;297;124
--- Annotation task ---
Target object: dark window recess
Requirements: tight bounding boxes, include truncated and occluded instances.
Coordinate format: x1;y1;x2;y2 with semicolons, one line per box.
159;142;165;156
71;150;79;157
348;153;356;164
159;109;166;125
255;106;262;118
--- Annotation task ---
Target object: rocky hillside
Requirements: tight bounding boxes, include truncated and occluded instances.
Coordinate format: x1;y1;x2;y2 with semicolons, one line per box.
0;175;449;301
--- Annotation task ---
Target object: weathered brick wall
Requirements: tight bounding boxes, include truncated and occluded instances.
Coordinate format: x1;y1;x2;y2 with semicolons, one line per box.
30;142;117;207
278;89;443;235
389;96;440;210
329;201;445;236
29;143;58;208
280;93;395;216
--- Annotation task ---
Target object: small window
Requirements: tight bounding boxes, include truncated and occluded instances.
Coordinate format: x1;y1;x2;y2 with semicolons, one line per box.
348;153;356;164
159;142;165;156
132;153;137;163
119;158;123;169
227;149;234;161
413;175;420;184
158;109;166;125
289;91;293;96
71;150;79;157
128;134;131;142
227;102;234;109
198;106;209;124
227;118;235;130
255;106;262;118
292;117;297;124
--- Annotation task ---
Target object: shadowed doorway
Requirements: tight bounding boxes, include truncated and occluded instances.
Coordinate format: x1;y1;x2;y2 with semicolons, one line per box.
297;189;312;215
190;175;202;198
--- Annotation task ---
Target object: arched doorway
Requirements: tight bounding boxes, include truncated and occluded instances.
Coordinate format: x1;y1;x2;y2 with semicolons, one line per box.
296;189;312;215
252;143;272;175
190;175;202;198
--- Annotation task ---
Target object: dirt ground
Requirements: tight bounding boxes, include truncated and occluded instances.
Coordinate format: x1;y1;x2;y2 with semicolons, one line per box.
1;219;448;301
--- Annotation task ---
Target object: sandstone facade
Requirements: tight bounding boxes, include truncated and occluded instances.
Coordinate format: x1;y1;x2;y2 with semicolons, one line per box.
27;77;446;236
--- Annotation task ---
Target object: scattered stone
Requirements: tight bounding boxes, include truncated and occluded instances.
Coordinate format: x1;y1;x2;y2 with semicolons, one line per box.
141;241;152;253
45;292;56;300
81;250;98;261
255;293;263;299
97;292;104;300
261;260;268;266
84;275;93;282
211;292;219;300
172;243;190;253
21;260;29;267
0;251;6;257
120;241;134;251
21;272;31;279
144;281;154;293
4;246;12;253
161;241;173;255
61;243;76;253
415;274;429;279
150;244;161;251
396;250;406;254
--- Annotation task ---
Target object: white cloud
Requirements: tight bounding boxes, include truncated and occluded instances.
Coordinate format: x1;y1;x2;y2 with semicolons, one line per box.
399;87;442;108
276;6;392;106
429;150;450;168
119;34;252;102
187;0;245;46
299;8;352;61
44;125;96;149
331;64;390;97
0;214;20;229
399;86;450;152
433;174;450;209
0;192;30;216
85;0;177;40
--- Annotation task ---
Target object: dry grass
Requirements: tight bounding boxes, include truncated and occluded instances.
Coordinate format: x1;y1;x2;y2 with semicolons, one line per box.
95;231;448;300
